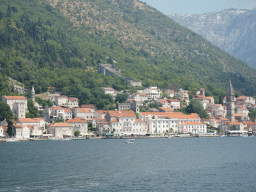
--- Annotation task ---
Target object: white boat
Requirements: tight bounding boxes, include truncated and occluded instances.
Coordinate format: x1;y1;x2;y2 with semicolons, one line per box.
220;135;227;137
61;138;71;141
6;139;18;142
125;139;135;143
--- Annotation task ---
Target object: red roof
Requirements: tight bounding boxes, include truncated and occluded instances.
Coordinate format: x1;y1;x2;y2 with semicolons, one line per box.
68;97;79;102
2;96;27;100
18;118;43;123
140;112;199;119
50;123;72;127
108;111;136;118
236;95;247;100
52;106;64;110
179;122;205;126
66;117;87;123
64;108;72;113
75;108;92;113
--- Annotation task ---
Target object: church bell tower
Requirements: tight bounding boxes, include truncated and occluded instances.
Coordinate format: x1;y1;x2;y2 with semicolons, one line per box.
226;80;235;122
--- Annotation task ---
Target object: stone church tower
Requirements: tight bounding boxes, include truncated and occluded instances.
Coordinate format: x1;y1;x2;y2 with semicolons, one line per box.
226;81;235;122
31;86;35;102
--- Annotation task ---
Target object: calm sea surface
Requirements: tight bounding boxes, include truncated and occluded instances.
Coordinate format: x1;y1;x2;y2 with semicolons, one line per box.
1;137;256;192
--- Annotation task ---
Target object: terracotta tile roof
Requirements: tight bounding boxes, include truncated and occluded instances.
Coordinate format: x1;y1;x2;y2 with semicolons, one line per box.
235;113;244;117
27;125;41;130
2;96;27;100
18;118;43;123
68;97;78;102
52;106;64;110
66;117;87;123
110;118;119;123
179;122;205;126
217;116;229;121
236;95;247;100
108;110;136;118
228;122;242;126
244;121;256;125
96;110;108;114
205;97;213;100
75;108;92;113
64;108;72;113
140;112;199;119
50;123;72;127
81;104;95;109
135;119;143;122
56;95;68;98
159;107;174;112
102;87;114;90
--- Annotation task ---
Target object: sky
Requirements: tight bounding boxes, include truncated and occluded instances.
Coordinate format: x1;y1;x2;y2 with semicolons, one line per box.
140;0;256;15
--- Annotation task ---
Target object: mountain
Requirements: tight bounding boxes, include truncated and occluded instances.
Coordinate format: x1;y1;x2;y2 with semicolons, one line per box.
169;8;256;68
0;0;256;107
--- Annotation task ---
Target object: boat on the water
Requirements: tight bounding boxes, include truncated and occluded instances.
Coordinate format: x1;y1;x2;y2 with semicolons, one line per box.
125;139;135;143
220;135;227;137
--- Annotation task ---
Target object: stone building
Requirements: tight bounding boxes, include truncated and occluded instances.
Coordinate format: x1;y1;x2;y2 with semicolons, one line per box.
226;81;235;122
124;77;142;87
2;96;28;118
98;63;121;77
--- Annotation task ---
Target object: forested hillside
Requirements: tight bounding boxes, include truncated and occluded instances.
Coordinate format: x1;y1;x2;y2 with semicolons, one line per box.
0;0;256;107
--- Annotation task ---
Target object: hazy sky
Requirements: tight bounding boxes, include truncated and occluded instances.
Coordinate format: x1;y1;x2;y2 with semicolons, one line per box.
140;0;256;15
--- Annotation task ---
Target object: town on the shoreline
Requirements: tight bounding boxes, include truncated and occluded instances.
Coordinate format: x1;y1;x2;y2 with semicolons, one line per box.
1;80;255;140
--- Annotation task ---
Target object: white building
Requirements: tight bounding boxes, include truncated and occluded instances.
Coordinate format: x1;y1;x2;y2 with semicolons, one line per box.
2;96;28;118
54;96;68;106
74;108;95;121
17;118;47;132
139;112;200;134
66;98;79;108
142;87;161;100
102;87;116;97
66;117;88;135
0;120;8;137
105;111;146;136
47;122;73;138
168;99;181;109
178;122;207;135
44;106;72;121
15;124;30;139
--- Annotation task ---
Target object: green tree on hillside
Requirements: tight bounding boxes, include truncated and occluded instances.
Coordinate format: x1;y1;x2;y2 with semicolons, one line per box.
185;99;208;118
115;93;128;103
7;119;16;137
0;101;14;121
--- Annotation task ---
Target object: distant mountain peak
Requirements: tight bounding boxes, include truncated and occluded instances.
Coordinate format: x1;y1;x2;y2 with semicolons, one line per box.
169;8;256;68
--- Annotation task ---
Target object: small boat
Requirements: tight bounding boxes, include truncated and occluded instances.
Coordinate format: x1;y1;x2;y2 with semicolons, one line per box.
220;135;227;137
61;138;71;141
125;139;135;143
6;139;18;142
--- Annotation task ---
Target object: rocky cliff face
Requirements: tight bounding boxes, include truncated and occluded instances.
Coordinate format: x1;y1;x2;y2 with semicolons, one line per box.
170;8;256;68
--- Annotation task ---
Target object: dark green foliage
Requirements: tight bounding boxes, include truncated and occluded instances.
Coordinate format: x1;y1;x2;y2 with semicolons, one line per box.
7;119;15;137
0;0;256;110
35;97;53;107
115;93;128;103
185;99;208;118
26;99;39;118
249;109;256;122
0;101;14;121
148;101;162;109
74;130;80;136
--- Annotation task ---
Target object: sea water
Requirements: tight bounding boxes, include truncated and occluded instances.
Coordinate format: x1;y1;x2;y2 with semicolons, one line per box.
1;137;256;191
